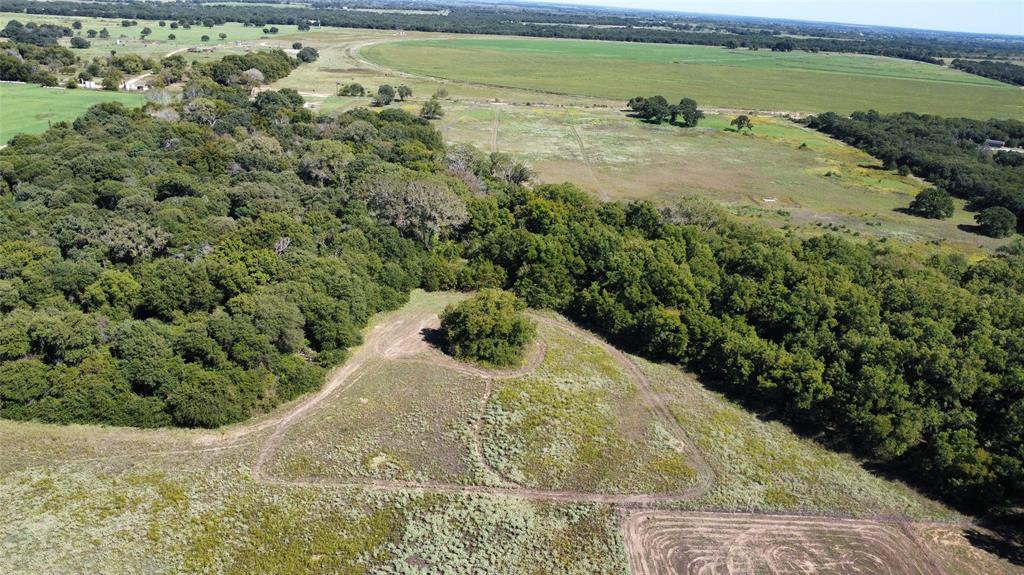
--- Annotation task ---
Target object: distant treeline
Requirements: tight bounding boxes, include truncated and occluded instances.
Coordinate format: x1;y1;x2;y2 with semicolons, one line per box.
5;0;1024;63
808;111;1024;234
951;58;1024;86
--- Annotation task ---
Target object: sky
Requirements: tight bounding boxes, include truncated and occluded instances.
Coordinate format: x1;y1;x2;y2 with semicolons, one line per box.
534;1;1024;36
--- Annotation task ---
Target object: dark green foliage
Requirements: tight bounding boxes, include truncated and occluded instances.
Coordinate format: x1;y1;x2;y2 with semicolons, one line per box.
908;188;954;219
296;46;318;63
458;184;1024;510
338;83;366;97
0;94;448;429
952;58;1024;86
731;115;754;131
976;207;1018;238
809;111;1024;234
440;289;536;367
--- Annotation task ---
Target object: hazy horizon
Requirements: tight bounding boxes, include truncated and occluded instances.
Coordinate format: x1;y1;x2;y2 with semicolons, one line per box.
524;1;1024;36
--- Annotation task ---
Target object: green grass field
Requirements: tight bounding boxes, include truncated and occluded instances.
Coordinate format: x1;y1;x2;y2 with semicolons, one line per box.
0;83;144;143
363;38;1024;119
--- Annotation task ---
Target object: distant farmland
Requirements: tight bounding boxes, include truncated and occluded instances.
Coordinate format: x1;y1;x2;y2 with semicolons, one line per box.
0;84;144;142
363;38;1024;119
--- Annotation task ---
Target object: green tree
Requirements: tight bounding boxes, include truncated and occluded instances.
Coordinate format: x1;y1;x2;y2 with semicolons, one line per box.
975;206;1017;238
731;115;754;131
396;84;412;100
102;69;123;91
676;97;704;127
372;84;395;106
440;289;536;367
907;188;954;219
419;96;444;120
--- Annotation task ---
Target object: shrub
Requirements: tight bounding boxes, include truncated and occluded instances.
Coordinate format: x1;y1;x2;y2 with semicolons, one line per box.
975;206;1018;238
907;188;954;219
440;289;536;367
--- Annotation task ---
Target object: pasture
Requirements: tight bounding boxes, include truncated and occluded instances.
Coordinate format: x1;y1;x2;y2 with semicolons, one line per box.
363;37;1024;119
0;83;144;142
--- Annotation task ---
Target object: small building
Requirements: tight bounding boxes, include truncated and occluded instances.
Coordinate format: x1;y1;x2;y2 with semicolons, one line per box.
985;139;1006;149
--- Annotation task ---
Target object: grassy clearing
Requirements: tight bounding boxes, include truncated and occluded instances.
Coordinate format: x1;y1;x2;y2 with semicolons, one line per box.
266;360;487;483
363;38;1024;119
0;456;628;574
482;322;698;494
438;103;1003;254
0;83;144;143
638;360;957;519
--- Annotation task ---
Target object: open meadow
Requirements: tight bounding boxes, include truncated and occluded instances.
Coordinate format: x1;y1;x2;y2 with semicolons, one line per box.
363;37;1024;119
0;83;143;142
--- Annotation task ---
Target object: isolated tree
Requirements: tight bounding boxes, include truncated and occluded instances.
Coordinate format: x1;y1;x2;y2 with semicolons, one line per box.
296;46;319;63
99;28;110;39
908;188;954;219
158;20;166;27
140;27;152;38
439;289;536;367
219;32;227;41
372;84;395;106
419;96;444;120
292;42;302;50
975;207;1017;238
396;84;412;100
201;35;210;42
676;97;704;127
87;29;97;38
168;34;176;41
731;115;754;131
70;37;90;49
338;83;365;96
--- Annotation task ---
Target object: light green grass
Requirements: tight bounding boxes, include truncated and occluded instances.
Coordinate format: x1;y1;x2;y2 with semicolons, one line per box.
0;83;144;143
364;38;1024;119
482;322;698;494
438;103;1004;254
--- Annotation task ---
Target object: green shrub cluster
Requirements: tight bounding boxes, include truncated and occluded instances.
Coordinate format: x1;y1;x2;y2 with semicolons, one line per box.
439;289;535;367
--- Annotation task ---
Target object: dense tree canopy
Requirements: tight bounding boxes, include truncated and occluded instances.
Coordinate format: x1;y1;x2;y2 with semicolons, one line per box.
0;88;466;428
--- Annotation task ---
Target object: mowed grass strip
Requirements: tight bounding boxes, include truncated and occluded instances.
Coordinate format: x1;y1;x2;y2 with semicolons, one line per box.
364;38;1024;119
0;83;145;142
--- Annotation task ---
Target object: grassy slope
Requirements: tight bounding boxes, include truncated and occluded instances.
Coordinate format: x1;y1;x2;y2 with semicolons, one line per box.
0;83;144;142
363;38;1024;119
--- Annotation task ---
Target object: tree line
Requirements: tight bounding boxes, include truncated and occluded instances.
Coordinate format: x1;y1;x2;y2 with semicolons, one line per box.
626;96;704;127
807;111;1024;236
951;58;1024;86
5;0;1023;63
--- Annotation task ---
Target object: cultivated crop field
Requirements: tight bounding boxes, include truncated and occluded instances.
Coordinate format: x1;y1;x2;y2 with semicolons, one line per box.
2;291;1018;573
0;83;144;142
363;37;1024;119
